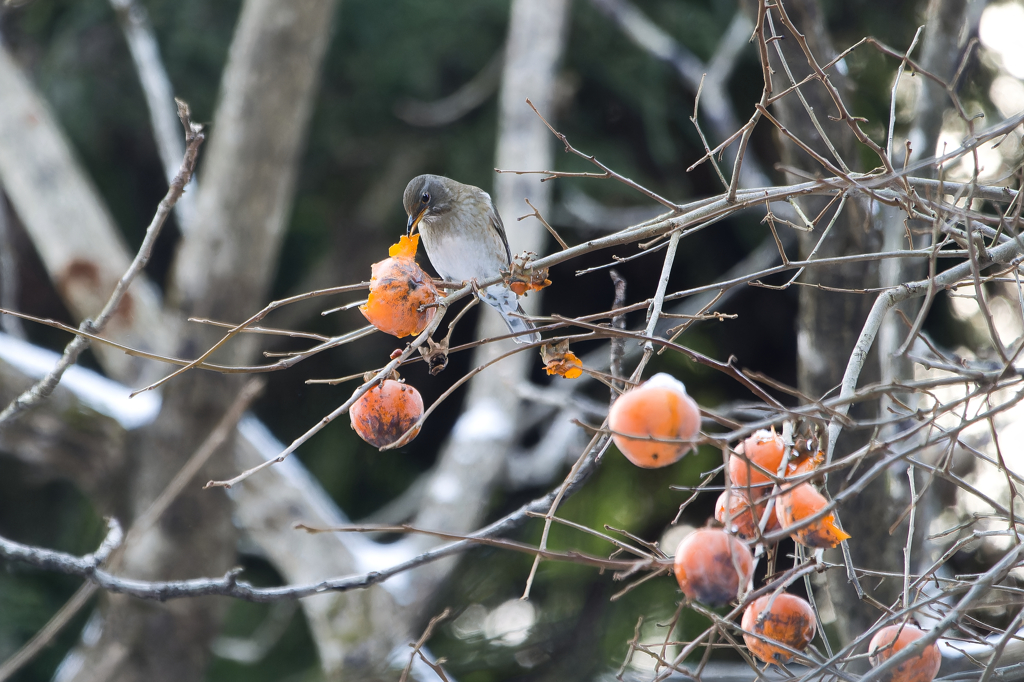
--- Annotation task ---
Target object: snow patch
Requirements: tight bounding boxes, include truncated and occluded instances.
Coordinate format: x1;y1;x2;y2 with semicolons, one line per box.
644;372;688;394
0;332;161;429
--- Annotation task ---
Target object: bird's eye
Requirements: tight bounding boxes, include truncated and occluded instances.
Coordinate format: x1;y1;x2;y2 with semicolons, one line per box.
420;192;430;204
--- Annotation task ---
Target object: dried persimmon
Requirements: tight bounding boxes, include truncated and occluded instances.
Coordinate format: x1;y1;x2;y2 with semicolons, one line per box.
776;482;851;549
360;234;439;338
742;593;817;664
505;251;551;296
673;528;752;606
349;378;424;449
608;373;700;469
868;624;941;682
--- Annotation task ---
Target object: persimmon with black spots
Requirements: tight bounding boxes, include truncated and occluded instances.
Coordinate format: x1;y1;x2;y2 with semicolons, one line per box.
360;234;439;338
673;528;753;606
349;378;424;448
742;593;817;664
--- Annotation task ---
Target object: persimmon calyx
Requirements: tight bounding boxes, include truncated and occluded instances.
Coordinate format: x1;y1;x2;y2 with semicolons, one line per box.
504;251;551;296
540;340;583;379
364;369;401;384
418;336;449;376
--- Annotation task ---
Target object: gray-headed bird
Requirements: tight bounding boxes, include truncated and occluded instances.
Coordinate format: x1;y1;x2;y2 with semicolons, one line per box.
403;174;541;344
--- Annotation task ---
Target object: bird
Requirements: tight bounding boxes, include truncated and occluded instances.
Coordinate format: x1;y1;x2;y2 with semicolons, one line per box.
403;174;541;344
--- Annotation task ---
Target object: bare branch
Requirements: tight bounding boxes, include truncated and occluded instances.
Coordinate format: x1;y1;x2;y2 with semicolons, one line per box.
0;102;204;425
108;0;198;231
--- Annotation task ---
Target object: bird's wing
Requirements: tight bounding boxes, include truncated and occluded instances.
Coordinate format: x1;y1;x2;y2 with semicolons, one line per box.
488;201;512;265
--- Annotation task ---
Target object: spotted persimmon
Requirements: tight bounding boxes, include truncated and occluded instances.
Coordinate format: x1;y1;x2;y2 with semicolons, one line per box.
715;490;779;541
776;483;851;549
729;429;786;493
349;378;424;448
608;373;700;468
673;528;753;606
742;593;817;664
360;234;439;338
868;624;941;682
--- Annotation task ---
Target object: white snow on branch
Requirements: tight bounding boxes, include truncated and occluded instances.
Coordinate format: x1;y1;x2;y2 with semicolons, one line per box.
0;332;422;600
0;332;160;429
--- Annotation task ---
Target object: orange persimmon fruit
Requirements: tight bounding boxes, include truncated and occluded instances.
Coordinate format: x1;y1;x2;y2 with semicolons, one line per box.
742;593;817;664
360;234;439;338
729;428;786;493
786;449;824;479
349;378;424;449
673;528;753;606
608;373;700;468
776;483;851;549
868;624;941;682
715;490;780;541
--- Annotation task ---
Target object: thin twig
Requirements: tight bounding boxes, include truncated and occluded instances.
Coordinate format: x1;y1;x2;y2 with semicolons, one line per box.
0;100;204;425
520;198;569;250
609;269;627;399
398;608;451;682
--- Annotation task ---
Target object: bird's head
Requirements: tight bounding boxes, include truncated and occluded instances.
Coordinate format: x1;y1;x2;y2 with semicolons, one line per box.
404;174;455;235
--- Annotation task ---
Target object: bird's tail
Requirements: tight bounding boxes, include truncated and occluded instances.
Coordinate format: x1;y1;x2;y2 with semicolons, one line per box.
481;285;541;345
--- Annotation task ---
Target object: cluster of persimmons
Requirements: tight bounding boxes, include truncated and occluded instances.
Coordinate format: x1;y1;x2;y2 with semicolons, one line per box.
349;239;940;679
610;377;939;677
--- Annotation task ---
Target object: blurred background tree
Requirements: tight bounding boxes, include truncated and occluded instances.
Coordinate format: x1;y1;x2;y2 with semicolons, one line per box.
0;0;1020;680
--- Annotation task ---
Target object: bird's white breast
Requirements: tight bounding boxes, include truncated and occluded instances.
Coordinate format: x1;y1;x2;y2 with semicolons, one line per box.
419;196;508;283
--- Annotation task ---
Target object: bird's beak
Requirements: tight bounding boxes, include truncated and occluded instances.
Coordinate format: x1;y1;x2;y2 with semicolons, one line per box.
406;207;427;236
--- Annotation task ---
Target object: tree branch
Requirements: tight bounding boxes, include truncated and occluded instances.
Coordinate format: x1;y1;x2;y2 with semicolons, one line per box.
0;101;203;426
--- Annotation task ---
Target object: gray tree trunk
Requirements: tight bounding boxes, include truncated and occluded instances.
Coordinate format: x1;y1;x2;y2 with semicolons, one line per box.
56;2;338;681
